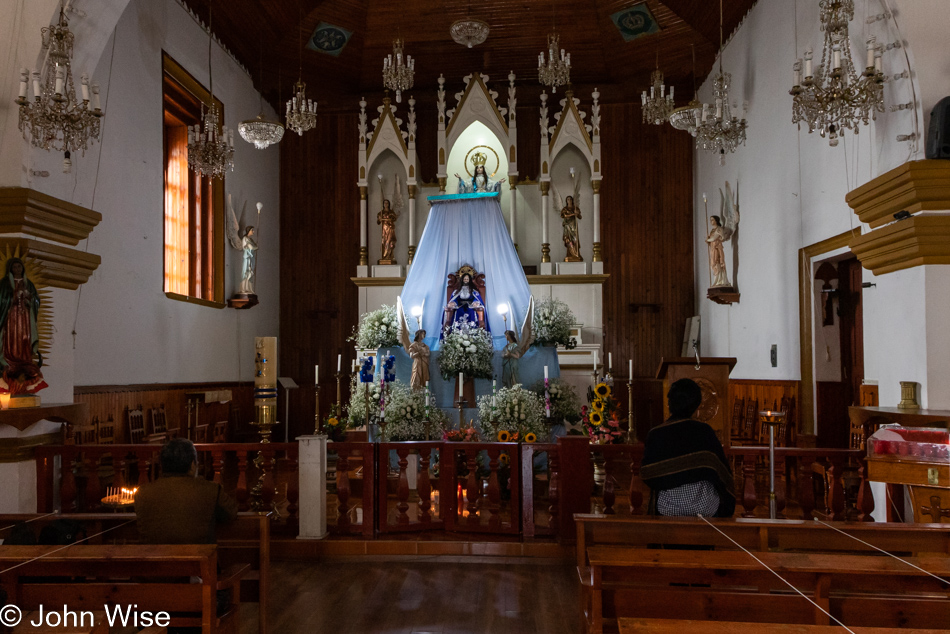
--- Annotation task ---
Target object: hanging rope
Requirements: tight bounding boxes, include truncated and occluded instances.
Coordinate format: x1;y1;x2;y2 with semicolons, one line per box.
0;511;60;534
0;519;135;576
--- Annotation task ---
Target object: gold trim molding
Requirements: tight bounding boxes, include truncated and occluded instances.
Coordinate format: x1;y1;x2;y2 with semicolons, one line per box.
0;237;101;290
0;187;101;245
351;274;610;288
846;160;950;229
849;215;950;275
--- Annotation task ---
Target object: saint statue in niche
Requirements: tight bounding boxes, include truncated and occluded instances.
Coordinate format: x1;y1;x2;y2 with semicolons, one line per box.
456;153;506;193
706;181;740;289
377;173;404;265
442;266;489;336
226;195;261;296
0;256;48;395
553;168;583;262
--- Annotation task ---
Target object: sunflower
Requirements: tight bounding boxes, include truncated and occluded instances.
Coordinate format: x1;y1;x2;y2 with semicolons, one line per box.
499;452;510;465
591;399;605;412
327;417;340;427
590;411;604;426
497;430;511;442
594;383;611;398
524;432;537;443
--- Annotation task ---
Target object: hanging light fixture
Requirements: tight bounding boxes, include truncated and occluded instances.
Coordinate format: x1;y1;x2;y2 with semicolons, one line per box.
641;43;674;125
286;2;317;135
15;3;104;173
450;19;489;48
382;38;414;103
695;0;748;165
669;44;702;136
187;0;234;179
789;0;885;146
239;38;284;149
538;1;570;93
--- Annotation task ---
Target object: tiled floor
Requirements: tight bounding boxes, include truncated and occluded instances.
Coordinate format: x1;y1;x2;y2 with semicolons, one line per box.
240;558;582;634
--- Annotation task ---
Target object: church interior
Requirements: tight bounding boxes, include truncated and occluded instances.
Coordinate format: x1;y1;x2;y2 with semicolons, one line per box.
1;0;950;632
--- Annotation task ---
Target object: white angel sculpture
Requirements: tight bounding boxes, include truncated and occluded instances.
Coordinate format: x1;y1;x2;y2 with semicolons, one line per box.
502;298;535;388
396;296;429;390
226;194;260;295
707;181;740;288
552;168;583;262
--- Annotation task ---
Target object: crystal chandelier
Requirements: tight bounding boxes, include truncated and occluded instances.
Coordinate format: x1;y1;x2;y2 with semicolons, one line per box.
641;69;674;125
239;42;284;149
286;4;317;136
382;39;414;103
668;45;701;136
187;1;233;178
789;0;885;146
695;0;748;165
450;19;490;48
15;7;103;173
538;32;571;93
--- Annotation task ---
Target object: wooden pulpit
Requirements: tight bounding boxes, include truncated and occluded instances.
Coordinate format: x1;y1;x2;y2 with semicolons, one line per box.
656;357;737;448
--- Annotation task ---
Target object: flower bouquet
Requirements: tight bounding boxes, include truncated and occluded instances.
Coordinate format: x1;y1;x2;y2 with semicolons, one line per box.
439;318;494;380
444;426;480;442
530;378;582;424
349;305;399;349
382;383;450;441
582;381;624;444
323;403;348;441
476;385;546;441
532;297;577;347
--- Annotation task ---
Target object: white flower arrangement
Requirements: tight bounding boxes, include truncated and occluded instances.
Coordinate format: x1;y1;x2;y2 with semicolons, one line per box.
532;297;576;347
530;378;582;423
350;304;399;349
439;318;494;380
345;373;383;427
346;375;450;440
476;385;547;441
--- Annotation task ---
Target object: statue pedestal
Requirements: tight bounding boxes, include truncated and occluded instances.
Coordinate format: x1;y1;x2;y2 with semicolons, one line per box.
373;264;403;277
227;293;258;309
557;262;588;275
707;287;740;305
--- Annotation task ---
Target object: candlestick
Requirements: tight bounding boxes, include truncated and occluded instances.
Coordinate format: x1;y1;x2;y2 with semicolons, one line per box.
337;354;342;372
627;378;637;443
315;364;319;385
314;384;321;434
334;371;344;414
456;398;466;430
629;359;633;378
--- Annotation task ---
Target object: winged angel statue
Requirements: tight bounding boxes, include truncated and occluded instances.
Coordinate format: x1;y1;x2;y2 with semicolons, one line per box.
552;169;583;262
502;298;535;388
378;174;405;263
396;295;428;390
226;194;261;296
706;181;740;289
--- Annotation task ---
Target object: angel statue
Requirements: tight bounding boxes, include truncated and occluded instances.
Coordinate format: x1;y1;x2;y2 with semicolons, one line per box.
377;173;404;264
706;181;740;289
226;195;260;296
397;296;429;390
455;152;506;193
553;168;583;262
502;298;535;388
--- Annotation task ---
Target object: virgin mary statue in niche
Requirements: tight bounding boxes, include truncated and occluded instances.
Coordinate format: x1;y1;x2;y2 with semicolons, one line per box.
442;266;489;336
455;153;506;193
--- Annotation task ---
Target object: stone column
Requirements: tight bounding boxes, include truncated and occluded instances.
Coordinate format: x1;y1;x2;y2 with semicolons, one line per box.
407;185;417;265
297;435;328;540
592;179;603;272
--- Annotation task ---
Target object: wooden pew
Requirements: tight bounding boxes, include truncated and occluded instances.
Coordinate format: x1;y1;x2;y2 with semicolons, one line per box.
0;544;246;634
0;513;269;634
575;514;950;570
619;619;950;634
585;546;950;634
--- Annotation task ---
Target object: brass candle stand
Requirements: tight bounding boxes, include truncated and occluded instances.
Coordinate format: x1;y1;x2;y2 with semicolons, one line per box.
626;379;637;443
334;371;345;413
313;384;321;434
250;337;278;515
250;401;278;515
456;399;467;430
759;410;787;520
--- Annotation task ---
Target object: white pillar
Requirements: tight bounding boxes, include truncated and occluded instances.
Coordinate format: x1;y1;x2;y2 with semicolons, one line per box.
592;192;601;244
540;183;552;274
297;435;328;540
541;191;549;247
509;181;517;246
591;184;603;273
408;197;416;248
358;187;369;277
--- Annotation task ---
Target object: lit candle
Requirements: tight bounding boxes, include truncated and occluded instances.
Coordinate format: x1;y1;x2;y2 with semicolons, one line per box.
459;372;464;398
629;359;633;378
315;365;319;384
544;365;549;380
0;394;9;409
337;354;341;372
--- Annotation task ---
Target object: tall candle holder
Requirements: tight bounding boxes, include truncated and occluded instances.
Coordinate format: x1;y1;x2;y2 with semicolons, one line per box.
335;371;345;413
456;399;467;430
251;336;278;515
759;410;787;519
627;378;637;443
313;384;321;434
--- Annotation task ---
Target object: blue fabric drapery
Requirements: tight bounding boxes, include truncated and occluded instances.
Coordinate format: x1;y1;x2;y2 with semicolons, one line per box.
401;193;531;350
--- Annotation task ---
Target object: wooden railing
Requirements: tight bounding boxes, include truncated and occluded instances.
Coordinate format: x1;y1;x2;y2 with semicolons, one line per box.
36;440;871;540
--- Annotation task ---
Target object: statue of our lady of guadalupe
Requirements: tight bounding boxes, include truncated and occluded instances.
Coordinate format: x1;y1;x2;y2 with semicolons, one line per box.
455;154;507;194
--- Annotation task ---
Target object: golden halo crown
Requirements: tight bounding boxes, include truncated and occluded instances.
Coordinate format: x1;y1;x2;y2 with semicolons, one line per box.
470;152;488;167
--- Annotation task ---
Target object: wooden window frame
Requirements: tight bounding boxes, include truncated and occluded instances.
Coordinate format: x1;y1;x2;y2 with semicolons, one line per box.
162;51;225;308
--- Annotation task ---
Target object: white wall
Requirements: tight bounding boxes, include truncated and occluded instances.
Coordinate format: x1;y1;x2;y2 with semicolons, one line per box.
2;0;280;388
692;0;950;410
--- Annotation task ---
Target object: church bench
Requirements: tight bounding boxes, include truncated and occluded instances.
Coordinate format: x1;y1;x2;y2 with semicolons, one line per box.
0;544;248;634
617;618;950;634
584;546;950;634
574;514;950;570
0;513;269;634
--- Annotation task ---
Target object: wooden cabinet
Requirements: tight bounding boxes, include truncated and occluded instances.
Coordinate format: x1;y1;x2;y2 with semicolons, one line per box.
656;357;736;448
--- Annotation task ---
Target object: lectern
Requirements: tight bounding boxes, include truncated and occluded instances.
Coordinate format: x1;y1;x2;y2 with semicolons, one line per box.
656;357;737;448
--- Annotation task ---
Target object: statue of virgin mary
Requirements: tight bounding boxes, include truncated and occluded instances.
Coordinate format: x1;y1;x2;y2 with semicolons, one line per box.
442;271;490;336
455;154;507;194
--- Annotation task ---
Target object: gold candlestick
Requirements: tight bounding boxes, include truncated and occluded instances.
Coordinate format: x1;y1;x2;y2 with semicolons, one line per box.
627;379;637;443
335;371;345;413
313;384;321;435
251;336;278;515
456;399;467;430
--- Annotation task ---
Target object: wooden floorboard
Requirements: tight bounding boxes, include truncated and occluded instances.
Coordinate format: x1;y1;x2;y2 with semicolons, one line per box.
239;559;582;634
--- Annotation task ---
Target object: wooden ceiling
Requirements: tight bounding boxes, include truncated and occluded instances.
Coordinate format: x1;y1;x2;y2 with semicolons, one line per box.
182;0;757;113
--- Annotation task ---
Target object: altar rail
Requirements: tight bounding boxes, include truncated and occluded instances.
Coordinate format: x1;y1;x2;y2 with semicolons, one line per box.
35;441;870;541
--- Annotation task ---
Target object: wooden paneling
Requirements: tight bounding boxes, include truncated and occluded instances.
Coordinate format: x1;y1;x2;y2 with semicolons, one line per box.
279;114;361;439
74;383;253;444
728;379;800;444
600;102;694;380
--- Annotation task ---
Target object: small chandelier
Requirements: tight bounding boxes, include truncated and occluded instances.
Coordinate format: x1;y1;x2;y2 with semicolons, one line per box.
789;0;884;146
450;19;489;48
668;45;700;136
538;32;570;93
641;69;674;125
286;4;317;136
695;0;748;165
15;7;104;173
382;39;414;103
188;1;233;178
239;41;284;149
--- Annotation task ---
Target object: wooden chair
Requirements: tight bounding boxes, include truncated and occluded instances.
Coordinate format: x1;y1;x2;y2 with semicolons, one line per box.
147;405;169;444
729;397;745;442
743;398;758;442
97;416;115;445
126;405;146;444
70;417;97;445
213;420;228;443
194;423;211;444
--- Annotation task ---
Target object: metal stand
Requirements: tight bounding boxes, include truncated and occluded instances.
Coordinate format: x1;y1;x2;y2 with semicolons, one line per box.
334;372;345;413
627;379;637;443
313;384;321;435
759;410;786;520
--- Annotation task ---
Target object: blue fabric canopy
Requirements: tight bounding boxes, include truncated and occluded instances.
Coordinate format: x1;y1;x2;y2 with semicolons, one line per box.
401;193;532;350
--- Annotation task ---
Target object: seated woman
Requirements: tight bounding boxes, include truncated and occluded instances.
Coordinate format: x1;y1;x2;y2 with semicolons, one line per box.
442;268;490;336
455;162;506;194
